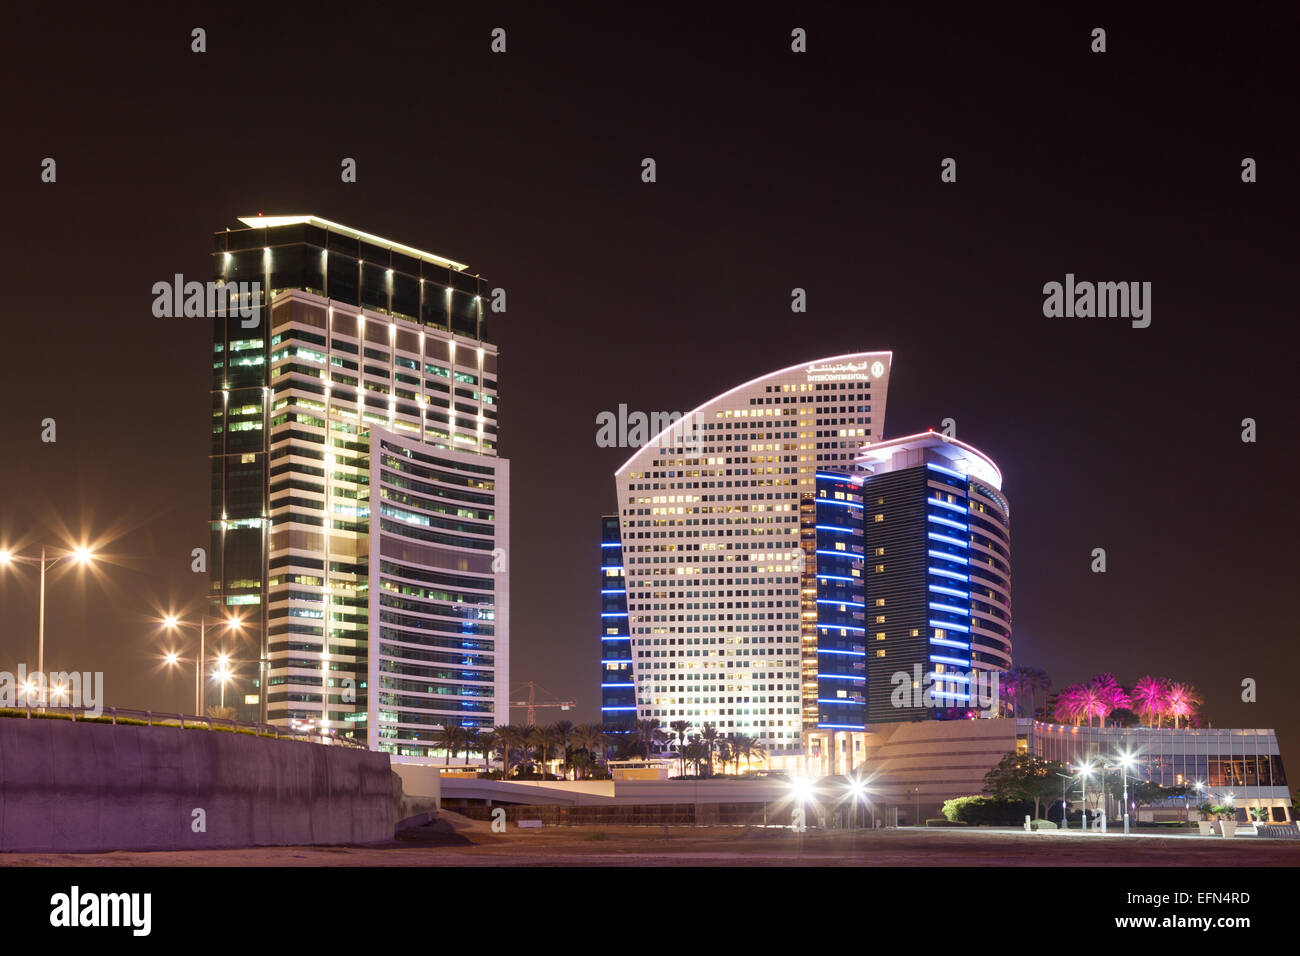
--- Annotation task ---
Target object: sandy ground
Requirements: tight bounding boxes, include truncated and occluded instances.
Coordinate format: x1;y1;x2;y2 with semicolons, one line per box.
4;813;1299;866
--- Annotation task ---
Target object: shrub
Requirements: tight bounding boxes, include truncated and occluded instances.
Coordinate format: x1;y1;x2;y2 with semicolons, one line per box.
942;795;1034;826
1031;818;1057;830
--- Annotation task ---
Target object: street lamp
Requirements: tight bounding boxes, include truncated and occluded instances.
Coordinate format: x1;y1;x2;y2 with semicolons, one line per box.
0;544;97;704
160;614;243;715
1116;750;1137;835
1077;760;1095;831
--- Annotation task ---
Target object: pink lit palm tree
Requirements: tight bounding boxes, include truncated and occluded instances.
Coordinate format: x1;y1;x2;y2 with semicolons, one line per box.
1132;675;1168;728
1164;683;1203;729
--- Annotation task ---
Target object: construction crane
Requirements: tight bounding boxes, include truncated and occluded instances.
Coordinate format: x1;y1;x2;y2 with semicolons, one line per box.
509;681;577;727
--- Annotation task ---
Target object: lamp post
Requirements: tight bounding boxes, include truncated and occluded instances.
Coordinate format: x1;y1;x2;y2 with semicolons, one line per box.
161;614;243;715
0;545;96;705
1077;760;1094;831
1116;750;1137;835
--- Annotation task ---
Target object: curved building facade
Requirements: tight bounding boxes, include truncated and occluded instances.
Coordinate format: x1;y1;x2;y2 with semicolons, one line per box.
610;352;892;756
855;432;1011;716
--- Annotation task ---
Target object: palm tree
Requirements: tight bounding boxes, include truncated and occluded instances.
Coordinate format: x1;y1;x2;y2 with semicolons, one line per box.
550;720;576;779
717;739;734;776
435;723;467;765
670;720;691;777
468;728;494;770
700;722;719;777
527;724;561;776
1027;668;1051;721
1053;683;1085;725
635;718;663;762
1089;673;1130;727
1165;683;1203;729
730;734;766;774
492;724;516;777
572;723;611;777
1132;675;1167;728
684;737;706;776
1000;666;1029;717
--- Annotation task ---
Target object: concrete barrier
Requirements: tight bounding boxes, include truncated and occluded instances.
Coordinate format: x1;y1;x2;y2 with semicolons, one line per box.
0;716;394;852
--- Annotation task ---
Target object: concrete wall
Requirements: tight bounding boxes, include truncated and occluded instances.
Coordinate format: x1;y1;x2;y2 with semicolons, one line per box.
0;716;394;852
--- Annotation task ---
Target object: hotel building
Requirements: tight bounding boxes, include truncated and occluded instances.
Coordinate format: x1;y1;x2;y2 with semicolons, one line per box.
209;215;509;757
610;352;892;758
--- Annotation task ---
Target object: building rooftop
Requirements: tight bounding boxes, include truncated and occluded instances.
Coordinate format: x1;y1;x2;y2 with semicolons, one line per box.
234;214;469;271
857;430;1003;490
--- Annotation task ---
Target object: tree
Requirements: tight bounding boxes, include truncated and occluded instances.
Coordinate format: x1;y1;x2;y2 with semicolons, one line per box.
571;723;611;777
635;718;663;762
1109;707;1140;728
982;752;1070;820
550;720;575;778
1131;675;1168;728
1164;683;1203;729
1000;666;1031;718
717;739;734;776
435;723;468;766
1025;667;1052;721
670;720;691;777
684;738;706;776
700;722;719;777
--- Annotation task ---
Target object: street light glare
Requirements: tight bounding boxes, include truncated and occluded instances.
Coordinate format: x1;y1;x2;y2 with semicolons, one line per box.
162;615;179;629
72;546;93;564
164;652;179;665
0;549;12;564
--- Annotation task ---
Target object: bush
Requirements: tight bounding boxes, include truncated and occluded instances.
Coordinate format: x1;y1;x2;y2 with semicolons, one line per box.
1031;819;1057;830
942;795;1035;826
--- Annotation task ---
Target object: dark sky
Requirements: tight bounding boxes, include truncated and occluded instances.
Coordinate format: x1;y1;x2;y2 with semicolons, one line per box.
2;7;1296;757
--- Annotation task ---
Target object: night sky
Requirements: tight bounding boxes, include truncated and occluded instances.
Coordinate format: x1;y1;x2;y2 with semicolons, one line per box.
2;8;1296;757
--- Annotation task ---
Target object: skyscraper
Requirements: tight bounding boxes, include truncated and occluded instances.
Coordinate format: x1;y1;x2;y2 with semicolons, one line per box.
599;515;635;728
611;352;891;760
209;215;509;757
856;432;1011;722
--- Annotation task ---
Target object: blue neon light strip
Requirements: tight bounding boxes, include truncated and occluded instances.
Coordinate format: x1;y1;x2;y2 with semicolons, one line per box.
927;549;968;565
817;574;855;582
816;472;854;481
600;542;621;548
602;659;633;664
927;532;969;549
929;672;970;683
928;514;969;531
929;619;970;633
929;498;969;515
817;599;865;607
816;549;865;559
817;673;863;680
815;524;854;533
818;723;867;730
929;566;970;581
600;683;634;688
817;698;865;705
822;500;863;509
817;625;865;633
931;691;972;702
929;584;970;598
818;648;866;656
930;637;971;649
600;565;625;571
601;706;637;711
600;588;626;594
930;654;971;667
929;601;970;616
600;612;629;618
927;462;967;481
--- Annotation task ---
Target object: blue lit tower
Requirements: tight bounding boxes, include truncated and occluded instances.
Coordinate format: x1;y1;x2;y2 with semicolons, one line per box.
599;515;636;728
856;432;1011;723
802;473;868;734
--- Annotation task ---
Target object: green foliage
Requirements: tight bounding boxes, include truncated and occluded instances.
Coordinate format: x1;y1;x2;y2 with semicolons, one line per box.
943;795;1034;825
1031;818;1057;830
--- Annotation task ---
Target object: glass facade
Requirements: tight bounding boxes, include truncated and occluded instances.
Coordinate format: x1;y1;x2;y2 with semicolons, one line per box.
208;217;507;754
613;352;892;756
805;473;867;731
599;515;636;727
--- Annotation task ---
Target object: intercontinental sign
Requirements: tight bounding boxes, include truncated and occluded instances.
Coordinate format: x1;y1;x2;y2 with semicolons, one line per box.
805;359;886;383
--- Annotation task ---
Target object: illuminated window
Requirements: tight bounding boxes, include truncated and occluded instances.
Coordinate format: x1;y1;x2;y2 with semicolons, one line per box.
875;650;886;658
873;514;884;523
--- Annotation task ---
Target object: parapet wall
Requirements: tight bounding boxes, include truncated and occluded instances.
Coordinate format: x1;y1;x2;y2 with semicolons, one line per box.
0;716;394;852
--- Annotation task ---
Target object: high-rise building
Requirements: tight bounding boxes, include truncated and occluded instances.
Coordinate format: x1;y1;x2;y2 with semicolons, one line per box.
611;352;892;759
855;431;1011;722
599;515;636;728
209;215;509;758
